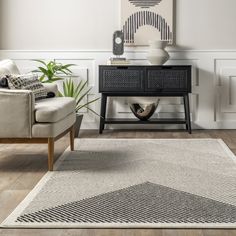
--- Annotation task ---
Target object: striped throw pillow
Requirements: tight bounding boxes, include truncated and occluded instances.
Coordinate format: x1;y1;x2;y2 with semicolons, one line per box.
6;73;48;100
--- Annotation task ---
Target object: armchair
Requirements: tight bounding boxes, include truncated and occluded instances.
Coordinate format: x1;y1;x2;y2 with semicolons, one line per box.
0;60;76;171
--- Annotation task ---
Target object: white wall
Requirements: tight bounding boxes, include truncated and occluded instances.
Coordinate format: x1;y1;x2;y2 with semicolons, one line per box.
1;0;236;50
0;0;119;50
175;0;236;49
1;0;236;130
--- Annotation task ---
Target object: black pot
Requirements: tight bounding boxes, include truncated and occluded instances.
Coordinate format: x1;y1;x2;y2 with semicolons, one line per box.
74;114;83;137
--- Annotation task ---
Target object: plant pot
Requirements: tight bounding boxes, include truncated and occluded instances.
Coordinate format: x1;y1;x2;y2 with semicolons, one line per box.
147;40;169;65
74;114;83;137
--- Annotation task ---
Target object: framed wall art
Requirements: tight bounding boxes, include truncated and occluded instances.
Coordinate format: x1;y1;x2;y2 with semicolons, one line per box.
121;0;174;46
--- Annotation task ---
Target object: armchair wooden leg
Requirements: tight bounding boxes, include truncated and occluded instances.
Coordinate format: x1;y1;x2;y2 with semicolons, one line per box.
70;125;75;151
48;138;54;171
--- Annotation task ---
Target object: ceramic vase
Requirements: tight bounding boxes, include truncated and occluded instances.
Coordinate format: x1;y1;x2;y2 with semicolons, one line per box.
147;40;170;65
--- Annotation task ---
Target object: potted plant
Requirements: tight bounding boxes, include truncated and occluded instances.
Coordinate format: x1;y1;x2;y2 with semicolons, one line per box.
32;59;75;83
59;78;100;137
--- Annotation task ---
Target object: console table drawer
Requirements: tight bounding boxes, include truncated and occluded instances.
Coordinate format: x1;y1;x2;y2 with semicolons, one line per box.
146;69;189;92
99;67;144;92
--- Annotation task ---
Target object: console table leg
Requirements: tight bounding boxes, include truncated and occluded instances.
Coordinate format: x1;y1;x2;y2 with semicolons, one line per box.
99;94;107;134
184;94;192;134
183;96;188;131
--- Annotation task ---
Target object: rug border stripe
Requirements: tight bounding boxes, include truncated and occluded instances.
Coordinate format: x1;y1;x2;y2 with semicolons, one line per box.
217;139;236;163
0;146;71;228
1;222;236;229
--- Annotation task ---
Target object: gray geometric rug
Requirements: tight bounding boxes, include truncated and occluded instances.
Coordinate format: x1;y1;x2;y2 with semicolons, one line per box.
2;139;236;228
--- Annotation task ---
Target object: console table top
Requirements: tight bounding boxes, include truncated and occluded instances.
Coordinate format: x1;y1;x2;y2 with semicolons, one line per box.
100;65;192;67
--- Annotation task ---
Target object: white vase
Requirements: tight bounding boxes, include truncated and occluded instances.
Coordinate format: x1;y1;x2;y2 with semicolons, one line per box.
147;40;170;65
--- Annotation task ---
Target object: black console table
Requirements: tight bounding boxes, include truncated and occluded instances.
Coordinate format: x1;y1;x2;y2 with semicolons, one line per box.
99;65;192;134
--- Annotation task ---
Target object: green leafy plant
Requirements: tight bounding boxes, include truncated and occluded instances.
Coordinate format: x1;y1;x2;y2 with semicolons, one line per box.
59;78;100;115
32;59;75;83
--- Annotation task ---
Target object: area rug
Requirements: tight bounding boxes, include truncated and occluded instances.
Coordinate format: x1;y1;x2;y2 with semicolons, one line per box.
1;139;236;229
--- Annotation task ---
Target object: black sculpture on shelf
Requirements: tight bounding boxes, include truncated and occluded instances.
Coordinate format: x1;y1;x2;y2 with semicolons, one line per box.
108;31;129;65
130;101;159;121
113;31;124;56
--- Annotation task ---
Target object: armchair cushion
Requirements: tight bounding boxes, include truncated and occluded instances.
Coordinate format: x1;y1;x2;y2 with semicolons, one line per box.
0;59;20;76
32;112;76;138
35;97;76;123
43;83;59;96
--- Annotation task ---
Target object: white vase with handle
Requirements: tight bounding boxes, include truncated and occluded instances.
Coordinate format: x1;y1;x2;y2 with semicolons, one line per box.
147;40;170;65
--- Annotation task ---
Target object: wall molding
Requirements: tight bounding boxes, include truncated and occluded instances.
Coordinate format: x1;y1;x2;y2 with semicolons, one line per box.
1;49;236;130
2;49;236;53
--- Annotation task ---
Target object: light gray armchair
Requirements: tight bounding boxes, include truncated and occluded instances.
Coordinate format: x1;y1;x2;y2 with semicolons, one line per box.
0;60;76;171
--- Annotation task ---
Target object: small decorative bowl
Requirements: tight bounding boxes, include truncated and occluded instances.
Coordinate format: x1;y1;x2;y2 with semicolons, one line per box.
130;101;159;121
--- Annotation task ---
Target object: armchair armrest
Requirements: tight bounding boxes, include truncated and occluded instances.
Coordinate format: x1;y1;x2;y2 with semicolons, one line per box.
0;89;34;138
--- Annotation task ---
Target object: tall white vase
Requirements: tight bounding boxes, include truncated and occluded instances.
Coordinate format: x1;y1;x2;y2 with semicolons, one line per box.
147;40;170;65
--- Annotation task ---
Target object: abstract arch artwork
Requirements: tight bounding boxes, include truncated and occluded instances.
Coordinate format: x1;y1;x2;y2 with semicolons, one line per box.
121;0;173;46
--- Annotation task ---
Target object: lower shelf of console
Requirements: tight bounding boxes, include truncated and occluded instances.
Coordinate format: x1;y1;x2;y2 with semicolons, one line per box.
104;118;187;125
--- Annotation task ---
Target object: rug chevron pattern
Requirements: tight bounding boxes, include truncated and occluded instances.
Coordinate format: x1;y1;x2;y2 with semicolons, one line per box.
16;182;236;224
2;139;236;228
